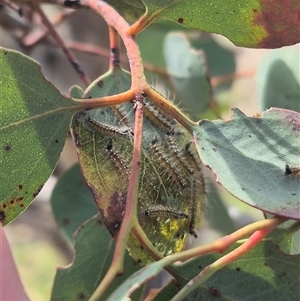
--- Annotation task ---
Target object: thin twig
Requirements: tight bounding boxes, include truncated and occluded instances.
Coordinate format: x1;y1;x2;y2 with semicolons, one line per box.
1;0;23;16
211;70;255;86
170;216;287;301
67;41;174;84
32;4;90;87
108;25;120;69
21;8;75;46
145;86;196;133
84;0;148;93
89;95;145;301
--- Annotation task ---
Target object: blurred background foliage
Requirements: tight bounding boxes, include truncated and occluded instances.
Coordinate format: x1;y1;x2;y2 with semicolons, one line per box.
1;4;298;300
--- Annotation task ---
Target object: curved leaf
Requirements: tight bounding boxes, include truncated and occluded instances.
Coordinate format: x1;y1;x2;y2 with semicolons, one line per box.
193;108;300;219
108;227;300;301
51;215;143;301
163;32;212;118
50;163;98;243
72;68;205;263
174;228;300;300
0;48;75;224
257;47;300;112
141;0;300;48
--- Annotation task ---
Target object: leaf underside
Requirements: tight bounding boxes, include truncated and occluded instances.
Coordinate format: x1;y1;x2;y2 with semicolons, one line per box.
194;108;300;219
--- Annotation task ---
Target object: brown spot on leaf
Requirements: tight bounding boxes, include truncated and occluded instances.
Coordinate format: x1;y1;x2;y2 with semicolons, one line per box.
236;267;241;271
101;191;126;239
0;211;6;221
178;18;184;23
2;204;7;209
18;184;23;190
55;139;59;143
62;218;69;225
33;184;44;198
4;144;11;151
77;292;85;300
209;287;221;297
97;80;104;88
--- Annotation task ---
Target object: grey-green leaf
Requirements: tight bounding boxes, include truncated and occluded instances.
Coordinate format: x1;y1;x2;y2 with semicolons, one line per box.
163;32;212;118
193;108;300;219
257;47;300;112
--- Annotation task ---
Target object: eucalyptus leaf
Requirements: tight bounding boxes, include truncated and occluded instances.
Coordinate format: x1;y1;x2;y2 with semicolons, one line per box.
257;47;300;112
107;227;300;301
0;47;75;224
50;163;98;244
72;68;205;262
173;228;300;300
141;0;299;48
193;108;300;219
51;215;143;301
163;32;212;118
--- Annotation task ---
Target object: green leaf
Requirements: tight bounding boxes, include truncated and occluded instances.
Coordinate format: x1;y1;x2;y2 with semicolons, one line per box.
141;0;300;48
273;221;300;255
51;215;143;301
72;68;205;263
204;180;235;235
107;227;300;300
106;255;166;301
0;47;75;225
257;47;300;112
137;21;187;69
193;108;300;219
173;228;300;300
150;280;178;301
265;216;300;255
188;33;236;94
50;163;98;243
163;32;212;118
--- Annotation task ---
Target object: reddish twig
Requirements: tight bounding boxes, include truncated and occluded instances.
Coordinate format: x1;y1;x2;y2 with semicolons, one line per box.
89;95;145;301
211;70;255;86
108;25;120;69
170;216;287;301
84;0;148;93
